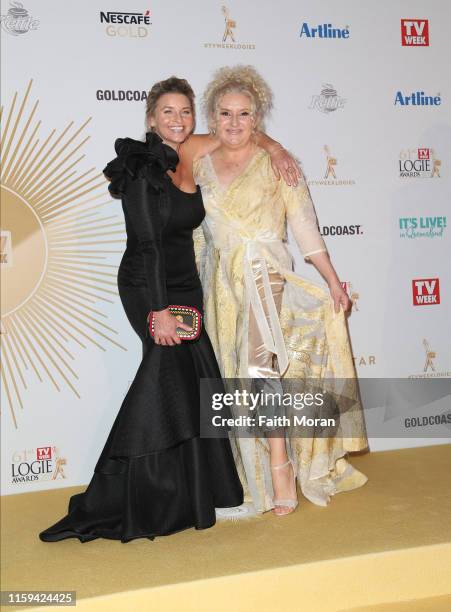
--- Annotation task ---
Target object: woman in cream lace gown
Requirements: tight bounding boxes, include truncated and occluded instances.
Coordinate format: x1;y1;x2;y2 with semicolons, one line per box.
194;66;368;515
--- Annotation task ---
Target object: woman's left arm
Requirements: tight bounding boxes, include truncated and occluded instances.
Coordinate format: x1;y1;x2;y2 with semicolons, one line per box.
282;176;351;314
182;133;301;185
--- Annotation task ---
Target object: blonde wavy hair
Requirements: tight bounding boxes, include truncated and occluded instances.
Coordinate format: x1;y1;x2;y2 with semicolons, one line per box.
202;65;273;131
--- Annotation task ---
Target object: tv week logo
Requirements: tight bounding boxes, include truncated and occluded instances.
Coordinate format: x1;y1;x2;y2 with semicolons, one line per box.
401;19;429;46
37;446;53;460
412;278;440;305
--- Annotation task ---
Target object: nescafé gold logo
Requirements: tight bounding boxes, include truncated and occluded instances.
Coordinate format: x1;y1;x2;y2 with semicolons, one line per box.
0;80;127;428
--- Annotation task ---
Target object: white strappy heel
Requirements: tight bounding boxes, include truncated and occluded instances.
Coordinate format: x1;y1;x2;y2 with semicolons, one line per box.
270;459;298;516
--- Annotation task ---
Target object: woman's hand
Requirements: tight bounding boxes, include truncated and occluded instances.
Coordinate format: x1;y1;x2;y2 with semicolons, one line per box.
152;309;192;346
328;281;352;314
269;146;301;187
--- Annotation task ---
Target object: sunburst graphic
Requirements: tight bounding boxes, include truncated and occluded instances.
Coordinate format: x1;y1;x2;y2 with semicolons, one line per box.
1;80;127;428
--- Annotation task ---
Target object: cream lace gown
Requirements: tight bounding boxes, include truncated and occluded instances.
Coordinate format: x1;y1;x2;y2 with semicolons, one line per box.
194;150;368;510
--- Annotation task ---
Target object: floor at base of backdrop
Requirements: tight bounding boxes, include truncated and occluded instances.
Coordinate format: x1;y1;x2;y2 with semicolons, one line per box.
2;444;451;612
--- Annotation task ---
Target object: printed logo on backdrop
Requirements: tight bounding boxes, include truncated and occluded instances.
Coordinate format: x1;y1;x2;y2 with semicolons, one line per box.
409;340;451;378
412;279;440;306
100;9;151;38
352;355;375;367
342;282;360;312
0;81;126;429
96;90;147;102
399;216;446;239
320;224;363;237
204;5;255;50
0;1;39;35
300;22;350;39
401;19;429;46
309;84;346;113
394;91;441;106
11;446;67;484
307;146;355;186
399;148;441;178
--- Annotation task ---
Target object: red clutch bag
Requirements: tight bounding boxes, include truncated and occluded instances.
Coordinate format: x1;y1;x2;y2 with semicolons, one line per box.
148;305;202;341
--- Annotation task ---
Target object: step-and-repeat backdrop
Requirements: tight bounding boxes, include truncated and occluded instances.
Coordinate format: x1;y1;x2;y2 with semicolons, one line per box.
1;0;450;493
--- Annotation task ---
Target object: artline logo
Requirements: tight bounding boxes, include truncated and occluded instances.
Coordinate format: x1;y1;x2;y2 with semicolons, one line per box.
307;146;356;186
96;90;147;102
394;91;441;106
100;10;151;38
204;5;255;50
399;148;441;178
399;216;447;239
320;225;363;236
300;22;350;39
401;19;429;46
408;339;451;378
0;1;39;35
342;282;360;311
309;84;346;113
412;278;440;306
11;445;67;484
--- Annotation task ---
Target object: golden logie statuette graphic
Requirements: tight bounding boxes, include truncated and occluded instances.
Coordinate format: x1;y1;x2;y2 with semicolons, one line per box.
1;80;126;428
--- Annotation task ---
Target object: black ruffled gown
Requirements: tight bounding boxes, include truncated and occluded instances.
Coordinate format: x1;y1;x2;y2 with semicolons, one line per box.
39;133;243;543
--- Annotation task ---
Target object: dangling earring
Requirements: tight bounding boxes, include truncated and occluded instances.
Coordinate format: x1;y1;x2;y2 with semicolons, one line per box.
210;127;216;136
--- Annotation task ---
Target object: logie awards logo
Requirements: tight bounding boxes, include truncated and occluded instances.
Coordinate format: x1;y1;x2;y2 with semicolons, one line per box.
204;5;255;50
408;340;451;378
0;81;126;429
399;148;441;178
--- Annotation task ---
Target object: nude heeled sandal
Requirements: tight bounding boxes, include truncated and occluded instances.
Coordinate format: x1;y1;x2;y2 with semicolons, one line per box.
270;459;298;515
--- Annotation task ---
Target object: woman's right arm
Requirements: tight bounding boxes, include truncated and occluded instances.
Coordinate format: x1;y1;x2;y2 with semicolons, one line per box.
123;178;190;345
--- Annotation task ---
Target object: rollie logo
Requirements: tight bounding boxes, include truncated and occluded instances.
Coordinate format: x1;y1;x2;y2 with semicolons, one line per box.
0;81;126;430
0;1;39;35
11;446;67;484
204;5;255;50
309;84;346;113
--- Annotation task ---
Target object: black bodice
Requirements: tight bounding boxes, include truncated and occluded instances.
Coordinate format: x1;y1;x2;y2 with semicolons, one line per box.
104;133;205;311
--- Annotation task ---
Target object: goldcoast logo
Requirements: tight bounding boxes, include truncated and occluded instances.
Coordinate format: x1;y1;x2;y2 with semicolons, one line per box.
307;146;355;186
0;81;126;429
204;5;255;50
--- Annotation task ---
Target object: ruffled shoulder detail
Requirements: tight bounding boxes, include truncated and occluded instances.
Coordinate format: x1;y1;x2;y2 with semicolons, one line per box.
103;131;179;198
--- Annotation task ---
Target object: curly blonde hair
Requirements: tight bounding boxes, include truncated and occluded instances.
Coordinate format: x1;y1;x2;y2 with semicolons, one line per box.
202;65;273;130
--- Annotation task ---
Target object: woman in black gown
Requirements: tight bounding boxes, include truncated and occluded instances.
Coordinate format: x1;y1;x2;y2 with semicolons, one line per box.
39;78;244;542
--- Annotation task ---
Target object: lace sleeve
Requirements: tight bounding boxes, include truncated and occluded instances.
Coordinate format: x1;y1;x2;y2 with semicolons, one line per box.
282;172;327;261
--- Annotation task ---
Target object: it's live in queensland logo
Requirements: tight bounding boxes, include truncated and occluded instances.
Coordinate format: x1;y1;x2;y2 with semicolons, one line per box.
100;9;151;38
399;216;447;239
394;91;441;106
11;446;67;484
399;148;441;178
300;22;350;39
204;5;255;50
